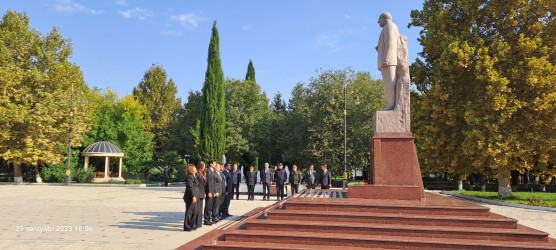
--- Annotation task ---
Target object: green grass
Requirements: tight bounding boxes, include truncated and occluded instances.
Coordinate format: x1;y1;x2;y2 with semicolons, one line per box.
452;191;556;208
88;182;125;185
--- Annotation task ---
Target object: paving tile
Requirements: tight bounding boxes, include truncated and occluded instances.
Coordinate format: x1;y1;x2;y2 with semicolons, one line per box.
0;185;275;249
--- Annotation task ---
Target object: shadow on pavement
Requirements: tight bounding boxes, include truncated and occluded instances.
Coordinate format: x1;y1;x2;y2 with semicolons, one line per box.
111;211;238;232
110;211;185;231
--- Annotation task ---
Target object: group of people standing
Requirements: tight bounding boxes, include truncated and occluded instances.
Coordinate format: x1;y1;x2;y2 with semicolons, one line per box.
254;163;332;201
182;160;241;231
182;161;333;231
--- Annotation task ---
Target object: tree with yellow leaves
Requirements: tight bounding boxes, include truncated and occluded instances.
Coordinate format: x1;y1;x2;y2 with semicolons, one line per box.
0;11;90;182
410;0;555;198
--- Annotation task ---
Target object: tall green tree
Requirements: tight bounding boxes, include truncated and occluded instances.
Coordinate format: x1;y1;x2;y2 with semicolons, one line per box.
225;74;271;166
199;21;226;161
132;64;182;158
225;79;250;164
84;90;154;177
301;69;385;176
173;90;203;162
0;10;90;182
410;0;555;198
245;59;256;82
280;84;311;167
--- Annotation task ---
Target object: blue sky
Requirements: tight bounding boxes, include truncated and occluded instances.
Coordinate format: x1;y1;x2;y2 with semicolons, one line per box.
1;0;425;102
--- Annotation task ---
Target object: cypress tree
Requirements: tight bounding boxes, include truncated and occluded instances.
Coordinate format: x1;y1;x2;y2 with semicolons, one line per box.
245;59;256;82
199;20;226;161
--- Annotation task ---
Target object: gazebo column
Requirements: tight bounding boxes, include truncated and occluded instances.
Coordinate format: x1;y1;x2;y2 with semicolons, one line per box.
118;158;122;178
105;157;110;179
84;156;89;171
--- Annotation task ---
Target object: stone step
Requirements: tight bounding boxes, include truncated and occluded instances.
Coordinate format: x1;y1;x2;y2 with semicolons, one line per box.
202;241;370;250
222;231;556;249
285;200;490;217
246;220;548;242
266;209;518;229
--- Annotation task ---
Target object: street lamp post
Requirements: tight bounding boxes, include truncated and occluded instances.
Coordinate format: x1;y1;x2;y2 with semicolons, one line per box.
65;83;75;186
330;83;360;190
63;82;85;186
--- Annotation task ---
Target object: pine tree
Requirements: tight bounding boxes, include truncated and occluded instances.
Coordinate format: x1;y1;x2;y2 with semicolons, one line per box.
199;21;226;161
245;59;256;82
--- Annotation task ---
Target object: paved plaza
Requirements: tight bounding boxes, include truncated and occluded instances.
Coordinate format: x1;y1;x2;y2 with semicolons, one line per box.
434;191;556;239
0;184;275;250
464;199;556;239
1;185;555;250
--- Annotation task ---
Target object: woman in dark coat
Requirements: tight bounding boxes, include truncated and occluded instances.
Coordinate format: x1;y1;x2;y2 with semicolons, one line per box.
183;163;199;231
193;161;206;229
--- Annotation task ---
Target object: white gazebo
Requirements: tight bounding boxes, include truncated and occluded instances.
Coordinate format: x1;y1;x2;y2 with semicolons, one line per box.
82;141;125;182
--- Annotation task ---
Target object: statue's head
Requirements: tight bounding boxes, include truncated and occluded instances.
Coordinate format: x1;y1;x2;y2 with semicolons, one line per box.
378;12;392;27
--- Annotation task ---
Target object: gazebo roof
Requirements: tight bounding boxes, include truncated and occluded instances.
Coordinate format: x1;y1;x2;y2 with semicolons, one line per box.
82;141;124;157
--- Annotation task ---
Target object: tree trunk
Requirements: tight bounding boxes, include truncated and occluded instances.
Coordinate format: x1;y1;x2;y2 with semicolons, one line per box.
497;167;513;198
458;179;463;191
34;164;42;183
13;162;23;183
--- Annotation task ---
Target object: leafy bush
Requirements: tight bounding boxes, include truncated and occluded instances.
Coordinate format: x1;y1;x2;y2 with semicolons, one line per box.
74;166;95;183
523;196;546;207
41;164;68;183
125;179;143;184
173;164;186;183
148;167;164;181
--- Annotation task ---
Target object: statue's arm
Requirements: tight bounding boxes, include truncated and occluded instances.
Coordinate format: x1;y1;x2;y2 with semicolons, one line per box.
383;24;397;66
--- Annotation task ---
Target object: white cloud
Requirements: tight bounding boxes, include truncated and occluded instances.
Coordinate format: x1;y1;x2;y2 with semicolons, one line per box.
115;0;128;6
163;30;183;36
242;25;251;31
118;8;152;20
316;29;356;53
170;13;202;29
344;15;352;19
54;0;103;14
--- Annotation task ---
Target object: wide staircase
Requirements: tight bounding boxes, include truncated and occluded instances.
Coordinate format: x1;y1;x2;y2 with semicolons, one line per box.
199;191;556;249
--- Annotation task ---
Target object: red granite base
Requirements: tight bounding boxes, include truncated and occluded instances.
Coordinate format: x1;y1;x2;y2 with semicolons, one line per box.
351;132;425;200
348;185;425;200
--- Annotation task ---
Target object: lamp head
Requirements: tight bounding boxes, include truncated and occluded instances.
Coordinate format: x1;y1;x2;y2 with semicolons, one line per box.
329;96;336;106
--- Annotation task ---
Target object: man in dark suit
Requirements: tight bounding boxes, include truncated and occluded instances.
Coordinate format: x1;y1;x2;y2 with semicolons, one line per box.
215;164;226;221
304;164;317;190
246;166;256;200
320;165;332;189
204;160;217;226
163;165;170;187
232;164;241;199
211;163;222;223
274;163;287;200
260;163;273;201
221;163;234;217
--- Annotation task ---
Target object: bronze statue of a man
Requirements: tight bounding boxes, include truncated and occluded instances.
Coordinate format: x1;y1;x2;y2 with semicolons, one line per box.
376;12;399;110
